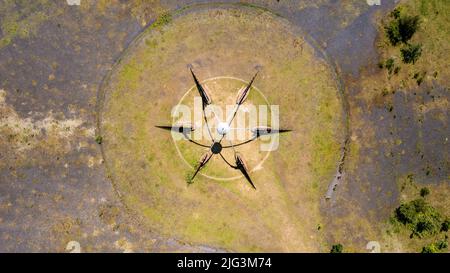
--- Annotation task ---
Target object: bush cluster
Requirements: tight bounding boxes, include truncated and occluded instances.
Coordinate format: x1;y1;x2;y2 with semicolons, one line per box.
385;9;420;46
384;8;422;65
421;237;448;253
395;199;443;237
330;244;343;253
401;44;422;64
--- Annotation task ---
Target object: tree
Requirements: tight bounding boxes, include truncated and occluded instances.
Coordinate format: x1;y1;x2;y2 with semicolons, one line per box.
330;244;343;253
385;10;420;46
397;15;420;44
395;198;442;237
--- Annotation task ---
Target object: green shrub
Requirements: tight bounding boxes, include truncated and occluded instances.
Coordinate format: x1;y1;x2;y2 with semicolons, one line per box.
330;244;343;253
152;13;172;28
441;219;450;232
421;244;438;253
421;238;448;253
397;15;420;43
413;71;426;86
416;218;437;234
436;240;448;250
95;135;103;145
185;169;196;185
401;43;422;64
395;199;442;237
390;8;401;19
385;10;420;46
385;58;395;74
393;66;400;75
382;58;400;76
420;187;430;197
385;20;401;46
395;199;425;224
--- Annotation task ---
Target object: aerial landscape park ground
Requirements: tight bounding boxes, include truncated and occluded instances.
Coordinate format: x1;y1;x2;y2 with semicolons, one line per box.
0;0;448;253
